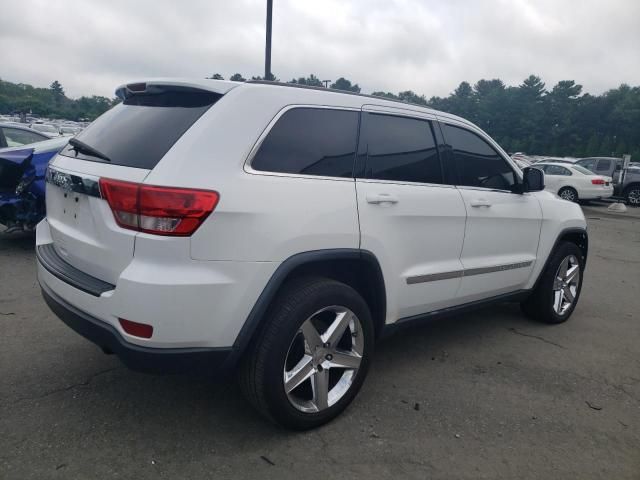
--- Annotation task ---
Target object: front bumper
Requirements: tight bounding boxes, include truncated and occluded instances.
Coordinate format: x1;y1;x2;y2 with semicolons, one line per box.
41;282;232;374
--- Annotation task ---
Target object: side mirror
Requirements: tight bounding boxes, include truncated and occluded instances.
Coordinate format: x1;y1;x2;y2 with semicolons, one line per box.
522;167;545;192
615;164;622;171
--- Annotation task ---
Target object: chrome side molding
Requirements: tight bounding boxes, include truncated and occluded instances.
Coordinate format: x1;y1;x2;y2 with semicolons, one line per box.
407;260;533;285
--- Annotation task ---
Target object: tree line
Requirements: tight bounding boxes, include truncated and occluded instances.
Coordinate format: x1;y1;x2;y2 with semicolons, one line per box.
211;72;639;160
0;79;118;122
2;73;638;161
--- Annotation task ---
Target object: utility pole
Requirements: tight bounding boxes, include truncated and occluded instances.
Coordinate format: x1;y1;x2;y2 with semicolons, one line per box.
265;0;273;80
322;80;331;88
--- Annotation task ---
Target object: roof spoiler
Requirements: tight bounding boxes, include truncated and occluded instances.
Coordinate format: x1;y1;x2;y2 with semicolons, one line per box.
115;83;213;101
115;79;238;101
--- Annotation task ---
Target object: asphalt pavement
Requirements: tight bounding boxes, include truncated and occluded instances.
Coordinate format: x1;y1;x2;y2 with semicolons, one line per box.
1;205;638;479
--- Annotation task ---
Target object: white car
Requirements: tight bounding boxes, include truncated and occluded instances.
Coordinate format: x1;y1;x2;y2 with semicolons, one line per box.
30;123;61;138
534;162;613;202
36;79;588;429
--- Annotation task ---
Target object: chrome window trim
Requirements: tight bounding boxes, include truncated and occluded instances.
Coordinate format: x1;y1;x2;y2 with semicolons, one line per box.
361;104;437;121
356;178;456;190
243;104;360;182
406;260;533;285
455;185;515;195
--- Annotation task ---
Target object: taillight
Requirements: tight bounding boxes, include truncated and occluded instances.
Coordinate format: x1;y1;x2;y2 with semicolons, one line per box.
99;178;219;236
591;178;605;185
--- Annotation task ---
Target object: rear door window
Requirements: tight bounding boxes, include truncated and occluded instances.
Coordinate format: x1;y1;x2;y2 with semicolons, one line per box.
251;108;359;177
59;90;221;169
360;113;442;184
546;165;571;176
443;124;516;190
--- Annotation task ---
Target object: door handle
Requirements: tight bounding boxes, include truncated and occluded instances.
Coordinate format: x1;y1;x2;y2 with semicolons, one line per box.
366;193;399;204
470;199;492;207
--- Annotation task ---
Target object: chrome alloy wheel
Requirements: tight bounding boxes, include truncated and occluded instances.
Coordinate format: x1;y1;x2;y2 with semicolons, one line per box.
283;306;364;413
627;188;640;206
552;255;580;315
559;189;577;202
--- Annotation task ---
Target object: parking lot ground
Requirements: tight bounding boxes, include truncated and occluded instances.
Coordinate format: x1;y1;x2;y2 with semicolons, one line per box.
1;206;639;479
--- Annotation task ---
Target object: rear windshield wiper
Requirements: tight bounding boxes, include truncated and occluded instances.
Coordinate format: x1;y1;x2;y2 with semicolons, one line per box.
68;138;111;162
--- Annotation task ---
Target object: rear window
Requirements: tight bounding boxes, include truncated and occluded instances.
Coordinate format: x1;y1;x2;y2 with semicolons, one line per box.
60;90;221;169
251;108;359;177
573;165;594;175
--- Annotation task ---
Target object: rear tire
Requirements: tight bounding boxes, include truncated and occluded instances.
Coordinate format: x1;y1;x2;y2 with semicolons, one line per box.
624;185;640;207
558;187;578;203
521;242;584;324
239;276;374;430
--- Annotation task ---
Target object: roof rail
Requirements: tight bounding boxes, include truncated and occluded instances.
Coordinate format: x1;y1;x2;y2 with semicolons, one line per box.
245;80;433;110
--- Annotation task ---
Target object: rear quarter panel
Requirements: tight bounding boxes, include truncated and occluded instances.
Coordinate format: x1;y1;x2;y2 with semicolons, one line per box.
143;86;360;262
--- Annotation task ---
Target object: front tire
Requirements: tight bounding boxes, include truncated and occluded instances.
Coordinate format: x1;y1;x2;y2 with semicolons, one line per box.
558;187;579;203
239;277;374;430
521;242;584;324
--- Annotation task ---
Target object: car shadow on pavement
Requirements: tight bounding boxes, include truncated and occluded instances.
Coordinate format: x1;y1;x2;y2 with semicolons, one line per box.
0;231;36;252
25;302;527;435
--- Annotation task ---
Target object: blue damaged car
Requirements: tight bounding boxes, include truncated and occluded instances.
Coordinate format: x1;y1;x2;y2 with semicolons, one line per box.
0;137;69;233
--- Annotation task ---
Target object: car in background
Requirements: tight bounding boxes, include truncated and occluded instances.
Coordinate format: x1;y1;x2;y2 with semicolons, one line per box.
510;153;532;170
513;157;531;170
575;157;640;206
0;136;70;232
59;125;82;136
0;123;50;148
30;123;61;138
535;162;613;202
533;157;577;165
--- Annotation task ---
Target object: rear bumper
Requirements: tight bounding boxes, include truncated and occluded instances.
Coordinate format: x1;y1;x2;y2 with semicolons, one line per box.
41;282;231;374
35;219;279;350
579;186;614;199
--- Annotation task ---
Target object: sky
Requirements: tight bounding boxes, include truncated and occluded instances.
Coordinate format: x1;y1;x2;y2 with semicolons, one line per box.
1;0;638;99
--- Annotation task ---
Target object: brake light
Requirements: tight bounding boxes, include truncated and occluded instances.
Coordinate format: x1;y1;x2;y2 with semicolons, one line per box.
591;178;605;185
99;178;219;236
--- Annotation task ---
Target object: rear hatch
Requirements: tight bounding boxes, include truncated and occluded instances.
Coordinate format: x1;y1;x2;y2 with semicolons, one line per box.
45;82;224;285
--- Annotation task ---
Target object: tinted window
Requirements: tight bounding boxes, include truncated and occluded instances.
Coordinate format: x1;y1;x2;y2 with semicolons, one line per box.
59;90;221;169
363;114;442;184
3;127;47;147
545;165;571;176
443;124;515;190
251;108;358;177
596;159;611;171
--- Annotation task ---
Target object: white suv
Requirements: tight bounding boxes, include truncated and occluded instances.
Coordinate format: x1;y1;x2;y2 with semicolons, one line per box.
37;79;588;429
